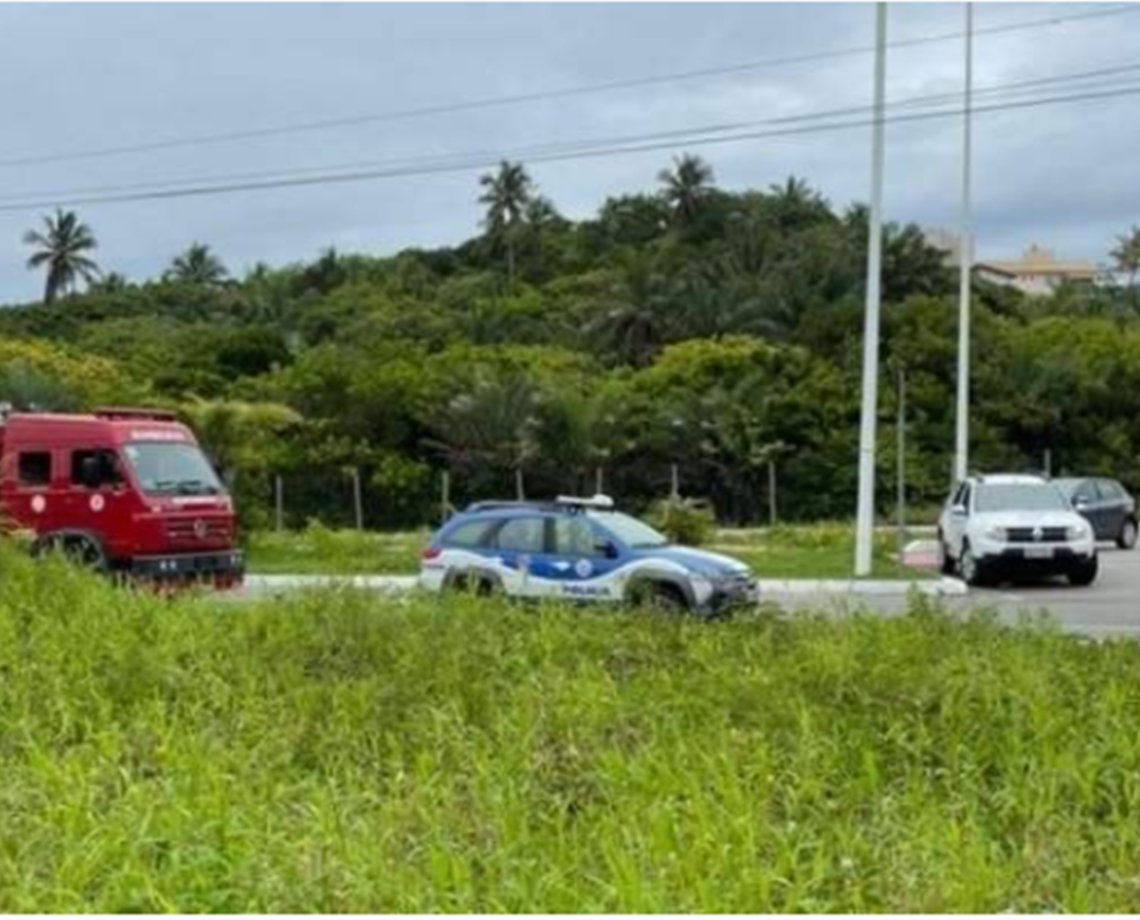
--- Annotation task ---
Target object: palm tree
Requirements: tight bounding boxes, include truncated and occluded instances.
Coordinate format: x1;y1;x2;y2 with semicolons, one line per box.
657;154;715;225
23;209;100;304
478;160;533;282
768;176;829;231
165;243;228;286
587;251;675;367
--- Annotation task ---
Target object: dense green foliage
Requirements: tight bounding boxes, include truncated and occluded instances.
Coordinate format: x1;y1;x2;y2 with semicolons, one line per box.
3;160;1136;528
2;551;1140;910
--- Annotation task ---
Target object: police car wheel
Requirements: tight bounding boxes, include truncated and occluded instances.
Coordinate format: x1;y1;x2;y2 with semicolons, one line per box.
634;582;688;614
475;577;502;597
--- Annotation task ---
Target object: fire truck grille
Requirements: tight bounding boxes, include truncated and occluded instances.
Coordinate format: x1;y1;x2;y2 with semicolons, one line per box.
165;519;230;542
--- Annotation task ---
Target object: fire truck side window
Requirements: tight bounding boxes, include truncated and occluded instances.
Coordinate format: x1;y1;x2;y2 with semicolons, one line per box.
17;452;52;486
70;450;122;487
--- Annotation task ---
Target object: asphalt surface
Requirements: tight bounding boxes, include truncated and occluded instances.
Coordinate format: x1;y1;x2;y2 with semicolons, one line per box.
239;545;1140;640
768;544;1140;639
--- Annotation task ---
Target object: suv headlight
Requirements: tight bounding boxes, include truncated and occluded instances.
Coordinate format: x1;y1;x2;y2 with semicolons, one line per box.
983;524;1006;542
1067;522;1090;540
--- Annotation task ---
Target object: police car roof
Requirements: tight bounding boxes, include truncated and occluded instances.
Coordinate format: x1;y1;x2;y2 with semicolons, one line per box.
463;494;615;514
972;473;1049;485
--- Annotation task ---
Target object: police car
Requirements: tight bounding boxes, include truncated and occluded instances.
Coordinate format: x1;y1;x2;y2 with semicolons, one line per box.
418;494;757;615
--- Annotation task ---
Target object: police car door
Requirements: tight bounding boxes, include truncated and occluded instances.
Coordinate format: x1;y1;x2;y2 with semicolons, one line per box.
542;514;623;603
489;515;548;597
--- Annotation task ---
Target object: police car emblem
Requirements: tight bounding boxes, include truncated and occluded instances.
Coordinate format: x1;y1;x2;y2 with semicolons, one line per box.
574;558;593;578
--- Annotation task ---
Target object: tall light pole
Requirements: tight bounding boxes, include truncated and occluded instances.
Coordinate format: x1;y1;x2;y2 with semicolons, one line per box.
854;1;888;577
953;2;974;485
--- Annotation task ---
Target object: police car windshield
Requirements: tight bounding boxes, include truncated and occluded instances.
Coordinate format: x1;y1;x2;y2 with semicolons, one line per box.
124;442;223;496
588;510;668;548
975;482;1068;513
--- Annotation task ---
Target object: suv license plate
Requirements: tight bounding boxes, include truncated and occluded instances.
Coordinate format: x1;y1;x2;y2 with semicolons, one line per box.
1024;546;1054;560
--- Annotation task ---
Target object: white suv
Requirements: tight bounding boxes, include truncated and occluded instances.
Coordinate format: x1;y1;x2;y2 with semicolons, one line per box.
938;474;1097;587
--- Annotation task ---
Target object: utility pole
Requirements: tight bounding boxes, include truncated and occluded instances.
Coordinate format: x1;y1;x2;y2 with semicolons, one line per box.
896;367;906;560
953;2;974;484
855;2;888;577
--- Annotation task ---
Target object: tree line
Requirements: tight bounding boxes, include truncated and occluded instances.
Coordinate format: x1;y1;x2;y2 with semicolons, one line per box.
7;155;1140;529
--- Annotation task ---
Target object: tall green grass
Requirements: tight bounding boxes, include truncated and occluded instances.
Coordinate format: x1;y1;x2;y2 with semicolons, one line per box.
2;552;1138;911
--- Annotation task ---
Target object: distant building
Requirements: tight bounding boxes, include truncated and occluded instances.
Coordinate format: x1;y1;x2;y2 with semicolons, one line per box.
974;245;1097;296
922;231;1098;296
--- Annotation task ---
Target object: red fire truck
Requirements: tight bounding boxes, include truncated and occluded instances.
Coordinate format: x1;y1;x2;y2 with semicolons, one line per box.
0;407;244;586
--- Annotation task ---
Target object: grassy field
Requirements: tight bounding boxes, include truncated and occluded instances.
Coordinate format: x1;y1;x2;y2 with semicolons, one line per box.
247;521;930;579
3;552;1140;911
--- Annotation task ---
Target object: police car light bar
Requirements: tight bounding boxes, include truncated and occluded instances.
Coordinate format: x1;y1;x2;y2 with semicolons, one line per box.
555;493;615;510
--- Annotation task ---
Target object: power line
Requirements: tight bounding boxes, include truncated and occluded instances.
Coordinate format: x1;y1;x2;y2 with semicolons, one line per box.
0;3;1134;171
3;59;1138;207
1;80;1137;215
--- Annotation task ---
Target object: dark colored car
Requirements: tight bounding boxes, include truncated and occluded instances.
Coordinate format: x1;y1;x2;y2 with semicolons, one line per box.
1053;477;1137;549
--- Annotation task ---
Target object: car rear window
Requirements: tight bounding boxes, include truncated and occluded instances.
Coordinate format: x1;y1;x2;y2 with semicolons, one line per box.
494;517;546;553
443;520;493;548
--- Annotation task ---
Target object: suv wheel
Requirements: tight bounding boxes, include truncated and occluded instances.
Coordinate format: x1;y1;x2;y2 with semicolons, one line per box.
959;543;989;587
1068;556;1099;587
938;532;956;575
1118;518;1137;550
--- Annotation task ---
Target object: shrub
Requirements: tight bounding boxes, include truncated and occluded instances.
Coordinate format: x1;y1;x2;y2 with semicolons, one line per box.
646;496;715;545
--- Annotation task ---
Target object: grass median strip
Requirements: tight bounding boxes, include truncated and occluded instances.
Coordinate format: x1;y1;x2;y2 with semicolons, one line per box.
0;550;1136;911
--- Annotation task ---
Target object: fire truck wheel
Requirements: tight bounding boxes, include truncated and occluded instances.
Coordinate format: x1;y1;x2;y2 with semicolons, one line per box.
34;533;108;573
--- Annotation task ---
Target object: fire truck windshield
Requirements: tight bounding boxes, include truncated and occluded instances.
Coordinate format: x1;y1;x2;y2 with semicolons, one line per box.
123;441;225;496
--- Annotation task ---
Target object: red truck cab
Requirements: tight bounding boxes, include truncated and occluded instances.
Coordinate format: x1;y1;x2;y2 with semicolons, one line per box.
0;407;244;586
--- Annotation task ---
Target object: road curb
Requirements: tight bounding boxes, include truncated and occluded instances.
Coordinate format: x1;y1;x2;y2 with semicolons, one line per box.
757;577;967;597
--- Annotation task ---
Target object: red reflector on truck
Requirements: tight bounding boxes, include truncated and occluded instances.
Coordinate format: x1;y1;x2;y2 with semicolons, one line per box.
421;547;441;560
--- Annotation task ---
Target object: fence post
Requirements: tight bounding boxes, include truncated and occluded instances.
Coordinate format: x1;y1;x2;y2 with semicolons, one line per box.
351;466;364;531
441;470;451;524
274;475;284;532
670;463;680;500
515;468;525;501
595;466;604;495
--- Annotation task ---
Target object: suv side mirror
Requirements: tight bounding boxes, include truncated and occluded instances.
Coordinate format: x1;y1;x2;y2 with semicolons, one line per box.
79;456;103;489
1074;497;1089;511
595;540;619;559
951;503;968;517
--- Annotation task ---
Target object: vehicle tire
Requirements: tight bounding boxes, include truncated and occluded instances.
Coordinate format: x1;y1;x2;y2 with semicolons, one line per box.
938;533;956;575
1068;556;1099;587
1117;518;1138;550
475;576;503;598
33;532;108;573
958;542;989;588
630;581;689;614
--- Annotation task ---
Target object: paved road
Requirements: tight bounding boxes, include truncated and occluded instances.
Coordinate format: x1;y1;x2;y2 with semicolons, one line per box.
768;545;1140;638
238;546;1140;640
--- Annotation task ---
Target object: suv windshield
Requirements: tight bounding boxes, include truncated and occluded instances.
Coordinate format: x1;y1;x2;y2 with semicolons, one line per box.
975;482;1069;513
123;442;224;496
588;510;668;549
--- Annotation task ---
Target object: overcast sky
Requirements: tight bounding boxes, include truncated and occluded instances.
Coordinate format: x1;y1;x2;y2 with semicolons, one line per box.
0;2;1137;303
